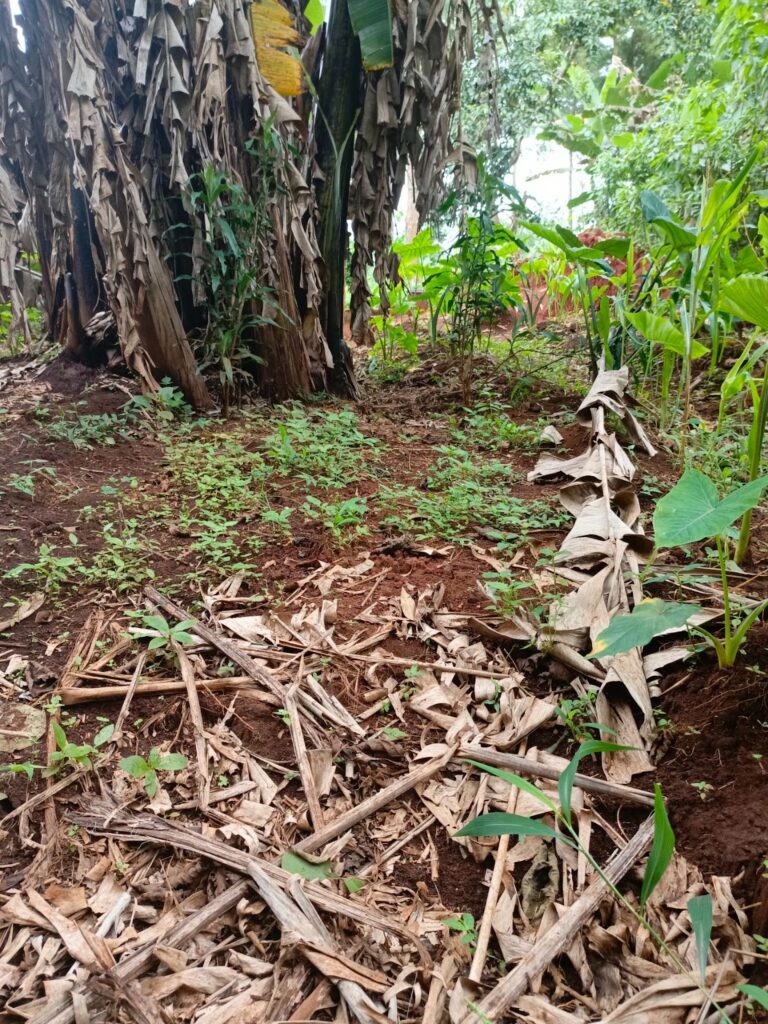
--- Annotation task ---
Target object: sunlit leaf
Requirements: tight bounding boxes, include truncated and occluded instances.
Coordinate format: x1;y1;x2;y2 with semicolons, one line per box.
719;274;768;332
626;310;708;359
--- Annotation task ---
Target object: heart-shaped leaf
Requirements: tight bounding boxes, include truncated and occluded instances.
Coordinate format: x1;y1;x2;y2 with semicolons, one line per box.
590;599;702;659
653;469;768;548
719;275;768;331
626;310;708;359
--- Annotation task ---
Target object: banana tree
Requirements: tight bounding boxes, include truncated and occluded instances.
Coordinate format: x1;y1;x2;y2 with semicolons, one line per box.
0;0;474;406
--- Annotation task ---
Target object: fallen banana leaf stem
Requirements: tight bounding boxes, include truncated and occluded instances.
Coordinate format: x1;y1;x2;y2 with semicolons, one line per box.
293;747;457;855
24;881;254;1024
54;679;276;706
66;801;432;968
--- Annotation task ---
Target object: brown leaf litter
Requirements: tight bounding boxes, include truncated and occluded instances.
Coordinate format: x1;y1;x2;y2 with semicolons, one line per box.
0;372;761;1023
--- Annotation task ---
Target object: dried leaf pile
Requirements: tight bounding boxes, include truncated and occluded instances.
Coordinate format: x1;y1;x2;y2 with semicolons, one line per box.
0;374;759;1024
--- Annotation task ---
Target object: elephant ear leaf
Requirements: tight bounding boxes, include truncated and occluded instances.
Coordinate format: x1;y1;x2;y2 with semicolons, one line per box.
590;599;702;659
653;469;768;548
719;274;768;331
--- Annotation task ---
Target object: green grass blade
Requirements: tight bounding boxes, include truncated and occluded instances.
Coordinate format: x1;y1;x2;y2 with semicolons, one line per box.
464;760;556;812
558;741;631;827
455;812;574;846
640;784;675;907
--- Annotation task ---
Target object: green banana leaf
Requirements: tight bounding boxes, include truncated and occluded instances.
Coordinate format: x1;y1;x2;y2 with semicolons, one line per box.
347;0;394;71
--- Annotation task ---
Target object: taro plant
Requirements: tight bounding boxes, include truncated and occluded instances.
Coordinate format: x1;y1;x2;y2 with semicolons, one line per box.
590;469;768;668
717;273;768;562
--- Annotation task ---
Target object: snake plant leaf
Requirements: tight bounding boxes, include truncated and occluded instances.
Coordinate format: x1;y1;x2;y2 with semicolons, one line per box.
589;599;702;660
347;0;394;71
653;468;768;548
719;274;768;332
626;310;709;359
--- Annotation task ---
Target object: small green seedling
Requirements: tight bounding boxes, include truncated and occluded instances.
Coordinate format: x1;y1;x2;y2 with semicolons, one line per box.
274;708;291;725
554;692;606;743
262;507;293;539
690;781;714;801
0;762;40;781
380;726;407;741
119;748;188;797
302;495;369;542
4;543;79;596
129;613;197;652
443;912;478;949
48;721;113;772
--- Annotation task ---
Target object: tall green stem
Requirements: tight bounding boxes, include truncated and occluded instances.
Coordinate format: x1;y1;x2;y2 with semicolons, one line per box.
716;535;732;650
735;361;768;563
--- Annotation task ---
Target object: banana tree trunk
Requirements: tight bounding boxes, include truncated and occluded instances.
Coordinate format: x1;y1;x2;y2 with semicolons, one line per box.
314;0;362;396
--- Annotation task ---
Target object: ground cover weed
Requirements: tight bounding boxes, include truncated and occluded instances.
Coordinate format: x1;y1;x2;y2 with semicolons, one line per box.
263;406;382;488
119;748;188;797
302;495;369;542
380;447;566;545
